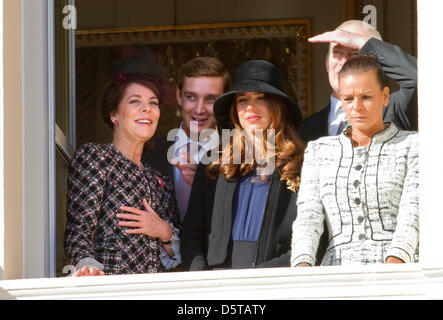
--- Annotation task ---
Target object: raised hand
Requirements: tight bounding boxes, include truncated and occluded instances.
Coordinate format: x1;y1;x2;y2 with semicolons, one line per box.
309;29;371;50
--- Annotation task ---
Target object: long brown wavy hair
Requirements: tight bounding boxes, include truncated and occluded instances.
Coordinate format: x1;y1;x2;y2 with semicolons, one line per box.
207;93;305;184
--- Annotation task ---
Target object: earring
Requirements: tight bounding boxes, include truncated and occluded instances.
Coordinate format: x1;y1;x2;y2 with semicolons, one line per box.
113;120;119;127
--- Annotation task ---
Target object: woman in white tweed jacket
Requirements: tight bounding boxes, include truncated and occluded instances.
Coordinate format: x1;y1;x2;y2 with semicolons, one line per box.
291;55;419;266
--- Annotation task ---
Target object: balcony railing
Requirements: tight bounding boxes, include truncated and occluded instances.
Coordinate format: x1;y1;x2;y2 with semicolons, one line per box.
1;264;443;300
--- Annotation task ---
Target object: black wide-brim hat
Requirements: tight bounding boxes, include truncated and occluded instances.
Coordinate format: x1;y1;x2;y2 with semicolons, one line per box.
213;60;302;129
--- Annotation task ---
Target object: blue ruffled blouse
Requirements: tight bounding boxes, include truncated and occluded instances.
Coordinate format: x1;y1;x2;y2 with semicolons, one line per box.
231;174;270;242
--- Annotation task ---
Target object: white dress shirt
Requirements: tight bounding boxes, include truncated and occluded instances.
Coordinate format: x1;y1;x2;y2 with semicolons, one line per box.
328;95;347;136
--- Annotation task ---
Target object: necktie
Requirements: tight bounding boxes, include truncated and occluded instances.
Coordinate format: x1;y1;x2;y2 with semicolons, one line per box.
176;171;191;223
176;142;201;222
336;117;349;135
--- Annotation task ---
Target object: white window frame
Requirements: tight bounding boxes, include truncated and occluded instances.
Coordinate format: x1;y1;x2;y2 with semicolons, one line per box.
21;0;56;278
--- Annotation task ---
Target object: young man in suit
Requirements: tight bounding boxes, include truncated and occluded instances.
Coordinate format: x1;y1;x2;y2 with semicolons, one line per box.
143;57;231;223
298;20;417;143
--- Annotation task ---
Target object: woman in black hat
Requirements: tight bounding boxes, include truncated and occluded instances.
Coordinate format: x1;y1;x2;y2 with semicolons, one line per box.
180;60;305;270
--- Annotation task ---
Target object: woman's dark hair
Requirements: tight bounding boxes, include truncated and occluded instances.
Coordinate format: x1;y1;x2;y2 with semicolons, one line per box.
339;54;386;90
101;73;163;129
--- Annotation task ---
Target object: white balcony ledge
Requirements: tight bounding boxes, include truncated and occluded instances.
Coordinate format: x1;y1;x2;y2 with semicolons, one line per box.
1;264;443;300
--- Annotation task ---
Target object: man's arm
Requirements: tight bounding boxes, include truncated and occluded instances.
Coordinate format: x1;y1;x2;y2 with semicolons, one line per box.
360;38;417;130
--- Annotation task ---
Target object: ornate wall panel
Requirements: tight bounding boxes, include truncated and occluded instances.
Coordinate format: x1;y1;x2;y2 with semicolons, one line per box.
75;20;312;146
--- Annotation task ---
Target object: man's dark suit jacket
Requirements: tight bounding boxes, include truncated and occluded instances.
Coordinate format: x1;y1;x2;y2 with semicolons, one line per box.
298;38;418;143
180;165;299;270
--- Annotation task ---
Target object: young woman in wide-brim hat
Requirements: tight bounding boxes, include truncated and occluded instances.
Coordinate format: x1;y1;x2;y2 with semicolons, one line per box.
180;60;306;270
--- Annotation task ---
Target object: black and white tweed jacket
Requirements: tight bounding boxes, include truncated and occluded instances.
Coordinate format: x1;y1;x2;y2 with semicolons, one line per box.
64;143;180;274
291;123;419;266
